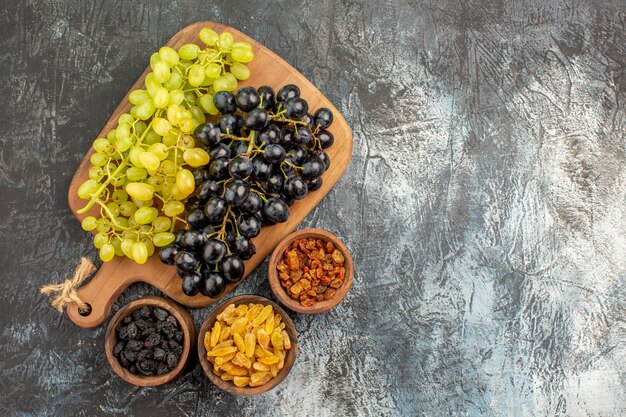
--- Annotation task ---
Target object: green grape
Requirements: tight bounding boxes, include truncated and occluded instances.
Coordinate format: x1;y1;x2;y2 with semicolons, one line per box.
152;216;171;233
153;232;175;247
153;61;171;83
153;118;171;136
106;128;116;141
152;86;170;109
138;151;160;173
136;99;156;120
179;118;196;134
111;176;125;187
183;148;210;168
119;113;134;125
113;216;129;230
93;138;112;154
134;206;154;225
93;232;108;249
176;169;195;196
178;43;200;60
223;72;238;90
205;63;221;79
199;28;219;46
168;89;185;106
135;120;148;136
126;182;154;201
129;147;145;167
90;152;108;167
231;45;254;63
230;62;250;80
116;123;131;140
121;239;135;258
161;177;175;196
110;189;128;204
159;46;179;67
96;219;111;233
145;239;155;257
131;242;148;264
119;201;137;217
146;175;163;190
219;31;234;50
111;237;124;257
144;130;162;145
99;243;116;262
145;74;161;96
162;133;178;147
179;134;195;149
149;52;161;68
139;225;152;234
89;166;104;181
115;136;132;152
106;202;120;216
129;89;150;105
159;160;177;176
199;75;215;87
126;167;148;181
77;179;99;199
81;216;98;231
163;201;184;217
183;91;196;106
148;142;169;160
149;207;159;220
130;106;140;119
167;104;184;125
164;71;183;91
213;75;230;92
188;64;205;87
188;106;206;124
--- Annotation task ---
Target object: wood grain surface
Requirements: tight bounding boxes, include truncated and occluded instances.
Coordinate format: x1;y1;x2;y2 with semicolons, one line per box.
65;21;353;328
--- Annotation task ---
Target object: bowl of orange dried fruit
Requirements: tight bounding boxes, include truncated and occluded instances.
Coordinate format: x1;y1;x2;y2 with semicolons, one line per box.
268;228;353;314
198;294;298;396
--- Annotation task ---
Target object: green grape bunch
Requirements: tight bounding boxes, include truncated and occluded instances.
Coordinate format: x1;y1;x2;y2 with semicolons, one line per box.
76;28;255;264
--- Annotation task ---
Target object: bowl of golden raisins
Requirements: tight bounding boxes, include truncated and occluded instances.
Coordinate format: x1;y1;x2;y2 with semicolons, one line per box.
198;294;298;395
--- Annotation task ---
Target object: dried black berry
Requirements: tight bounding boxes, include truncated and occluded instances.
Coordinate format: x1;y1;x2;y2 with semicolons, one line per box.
137;349;153;362
129;364;137;374
124;346;138;362
157;363;170;375
126;339;143;352
139;307;151;318
126;323;138;340
153;308;169;321
113;341;125;357
173;331;184;344
153;348;166;361
134;319;150;332
144;333;162;349
123;316;132;325
119;351;130;367
166;353;179;370
165;315;178;329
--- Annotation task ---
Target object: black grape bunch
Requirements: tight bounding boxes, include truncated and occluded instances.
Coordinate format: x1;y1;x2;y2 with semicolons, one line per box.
159;84;335;299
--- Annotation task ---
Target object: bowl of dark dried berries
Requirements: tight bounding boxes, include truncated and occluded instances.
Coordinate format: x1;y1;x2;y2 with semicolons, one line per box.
104;296;197;386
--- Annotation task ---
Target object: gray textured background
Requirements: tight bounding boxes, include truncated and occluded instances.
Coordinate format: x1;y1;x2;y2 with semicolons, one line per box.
1;0;625;416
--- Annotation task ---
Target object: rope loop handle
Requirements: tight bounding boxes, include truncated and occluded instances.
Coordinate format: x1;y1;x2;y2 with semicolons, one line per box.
40;257;96;313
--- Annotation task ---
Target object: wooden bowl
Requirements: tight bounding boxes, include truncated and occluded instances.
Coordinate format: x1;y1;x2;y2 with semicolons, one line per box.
197;294;298;396
104;296;197;386
268;229;354;314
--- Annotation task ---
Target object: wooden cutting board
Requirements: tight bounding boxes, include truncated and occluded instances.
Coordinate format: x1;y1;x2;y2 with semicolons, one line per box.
66;21;353;328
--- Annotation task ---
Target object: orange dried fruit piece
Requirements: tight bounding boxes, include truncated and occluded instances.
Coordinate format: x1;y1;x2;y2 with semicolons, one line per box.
232;352;252;369
252;304;273;327
332;249;345;264
226;365;248;376
233;333;246;353
270;330;284;350
230;317;249;334
252;362;270;372
256;328;270;348
220;373;234;381
215;352;236;365
209;322;221;348
250;371;271;386
282;330;291;350
286;250;299;270
264;313;275;334
208;346;238;357
233;376;250;387
258;355;280;365
254;346;273;358
245;332;256;358
245;304;263;321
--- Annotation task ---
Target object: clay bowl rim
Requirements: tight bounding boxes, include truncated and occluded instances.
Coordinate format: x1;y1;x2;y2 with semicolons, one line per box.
104;295;197;387
197;294;299;396
268;228;353;314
